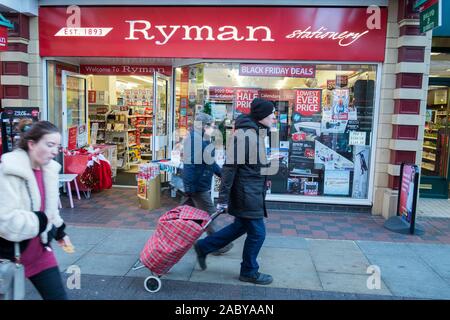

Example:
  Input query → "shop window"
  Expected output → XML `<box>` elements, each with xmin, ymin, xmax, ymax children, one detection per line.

<box><xmin>174</xmin><ymin>62</ymin><xmax>377</xmax><ymax>200</ymax></box>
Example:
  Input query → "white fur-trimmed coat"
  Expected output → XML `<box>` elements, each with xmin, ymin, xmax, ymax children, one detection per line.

<box><xmin>0</xmin><ymin>148</ymin><xmax>64</xmax><ymax>242</ymax></box>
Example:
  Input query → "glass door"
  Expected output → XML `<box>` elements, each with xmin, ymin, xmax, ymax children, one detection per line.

<box><xmin>420</xmin><ymin>79</ymin><xmax>450</xmax><ymax>198</ymax></box>
<box><xmin>62</xmin><ymin>71</ymin><xmax>88</xmax><ymax>150</ymax></box>
<box><xmin>152</xmin><ymin>72</ymin><xmax>170</xmax><ymax>160</ymax></box>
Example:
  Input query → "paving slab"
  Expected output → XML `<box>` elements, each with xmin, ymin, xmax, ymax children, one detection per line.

<box><xmin>407</xmin><ymin>243</ymin><xmax>450</xmax><ymax>279</ymax></box>
<box><xmin>307</xmin><ymin>239</ymin><xmax>371</xmax><ymax>274</ymax></box>
<box><xmin>75</xmin><ymin>253</ymin><xmax>138</xmax><ymax>277</ymax></box>
<box><xmin>258</xmin><ymin>247</ymin><xmax>322</xmax><ymax>291</ymax></box>
<box><xmin>92</xmin><ymin>229</ymin><xmax>151</xmax><ymax>255</ymax></box>
<box><xmin>189</xmin><ymin>256</ymin><xmax>254</xmax><ymax>287</ymax></box>
<box><xmin>356</xmin><ymin>241</ymin><xmax>417</xmax><ymax>257</ymax></box>
<box><xmin>263</xmin><ymin>235</ymin><xmax>309</xmax><ymax>250</ymax></box>
<box><xmin>65</xmin><ymin>226</ymin><xmax>115</xmax><ymax>246</ymax></box>
<box><xmin>53</xmin><ymin>243</ymin><xmax>96</xmax><ymax>272</ymax></box>
<box><xmin>365</xmin><ymin>254</ymin><xmax>450</xmax><ymax>299</ymax></box>
<box><xmin>318</xmin><ymin>272</ymin><xmax>392</xmax><ymax>296</ymax></box>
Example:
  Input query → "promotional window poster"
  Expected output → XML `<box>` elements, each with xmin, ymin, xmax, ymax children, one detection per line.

<box><xmin>320</xmin><ymin>133</ymin><xmax>352</xmax><ymax>156</ymax></box>
<box><xmin>234</xmin><ymin>88</ymin><xmax>260</xmax><ymax>117</ymax></box>
<box><xmin>314</xmin><ymin>140</ymin><xmax>353</xmax><ymax>170</ymax></box>
<box><xmin>352</xmin><ymin>145</ymin><xmax>370</xmax><ymax>199</ymax></box>
<box><xmin>321</xmin><ymin>110</ymin><xmax>347</xmax><ymax>133</ymax></box>
<box><xmin>324</xmin><ymin>170</ymin><xmax>350</xmax><ymax>196</ymax></box>
<box><xmin>289</xmin><ymin>141</ymin><xmax>315</xmax><ymax>171</ymax></box>
<box><xmin>304</xmin><ymin>181</ymin><xmax>319</xmax><ymax>196</ymax></box>
<box><xmin>399</xmin><ymin>165</ymin><xmax>418</xmax><ymax>224</ymax></box>
<box><xmin>137</xmin><ymin>178</ymin><xmax>147</xmax><ymax>199</ymax></box>
<box><xmin>331</xmin><ymin>88</ymin><xmax>350</xmax><ymax>120</ymax></box>
<box><xmin>292</xmin><ymin>89</ymin><xmax>322</xmax><ymax>139</ymax></box>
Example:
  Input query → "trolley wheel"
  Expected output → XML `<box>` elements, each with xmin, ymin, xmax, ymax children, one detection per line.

<box><xmin>144</xmin><ymin>276</ymin><xmax>162</xmax><ymax>293</ymax></box>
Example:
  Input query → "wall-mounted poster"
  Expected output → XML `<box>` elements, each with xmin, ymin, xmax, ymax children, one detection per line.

<box><xmin>352</xmin><ymin>145</ymin><xmax>370</xmax><ymax>199</ymax></box>
<box><xmin>324</xmin><ymin>170</ymin><xmax>350</xmax><ymax>195</ymax></box>
<box><xmin>315</xmin><ymin>140</ymin><xmax>353</xmax><ymax>170</ymax></box>
<box><xmin>331</xmin><ymin>88</ymin><xmax>350</xmax><ymax>120</ymax></box>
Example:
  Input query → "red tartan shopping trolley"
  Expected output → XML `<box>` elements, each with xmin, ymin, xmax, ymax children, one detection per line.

<box><xmin>132</xmin><ymin>205</ymin><xmax>223</xmax><ymax>293</ymax></box>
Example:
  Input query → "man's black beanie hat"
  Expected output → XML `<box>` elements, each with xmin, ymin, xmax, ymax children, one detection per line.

<box><xmin>250</xmin><ymin>98</ymin><xmax>275</xmax><ymax>121</ymax></box>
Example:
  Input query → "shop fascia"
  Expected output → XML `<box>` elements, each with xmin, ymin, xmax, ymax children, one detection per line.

<box><xmin>57</xmin><ymin>21</ymin><xmax>371</xmax><ymax>47</ymax></box>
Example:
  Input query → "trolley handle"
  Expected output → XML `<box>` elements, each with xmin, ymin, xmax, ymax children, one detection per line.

<box><xmin>203</xmin><ymin>208</ymin><xmax>226</xmax><ymax>231</ymax></box>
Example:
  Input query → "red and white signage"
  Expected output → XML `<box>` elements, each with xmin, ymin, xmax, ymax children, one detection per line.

<box><xmin>295</xmin><ymin>89</ymin><xmax>322</xmax><ymax>116</ymax></box>
<box><xmin>80</xmin><ymin>64</ymin><xmax>171</xmax><ymax>76</ymax></box>
<box><xmin>0</xmin><ymin>26</ymin><xmax>7</xmax><ymax>51</ymax></box>
<box><xmin>209</xmin><ymin>87</ymin><xmax>235</xmax><ymax>101</ymax></box>
<box><xmin>260</xmin><ymin>89</ymin><xmax>281</xmax><ymax>101</ymax></box>
<box><xmin>240</xmin><ymin>64</ymin><xmax>315</xmax><ymax>78</ymax></box>
<box><xmin>68</xmin><ymin>126</ymin><xmax>78</xmax><ymax>150</ymax></box>
<box><xmin>234</xmin><ymin>88</ymin><xmax>259</xmax><ymax>115</ymax></box>
<box><xmin>39</xmin><ymin>6</ymin><xmax>387</xmax><ymax>61</ymax></box>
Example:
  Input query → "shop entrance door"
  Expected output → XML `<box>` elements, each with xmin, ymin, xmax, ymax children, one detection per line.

<box><xmin>61</xmin><ymin>71</ymin><xmax>88</xmax><ymax>150</ymax></box>
<box><xmin>153</xmin><ymin>72</ymin><xmax>170</xmax><ymax>161</ymax></box>
<box><xmin>420</xmin><ymin>78</ymin><xmax>450</xmax><ymax>199</ymax></box>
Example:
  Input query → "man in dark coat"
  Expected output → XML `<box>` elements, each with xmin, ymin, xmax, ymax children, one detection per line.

<box><xmin>183</xmin><ymin>112</ymin><xmax>233</xmax><ymax>254</ymax></box>
<box><xmin>194</xmin><ymin>98</ymin><xmax>276</xmax><ymax>285</ymax></box>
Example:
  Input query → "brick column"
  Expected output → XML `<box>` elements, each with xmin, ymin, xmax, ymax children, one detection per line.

<box><xmin>373</xmin><ymin>0</ymin><xmax>432</xmax><ymax>218</ymax></box>
<box><xmin>0</xmin><ymin>13</ymin><xmax>30</xmax><ymax>108</ymax></box>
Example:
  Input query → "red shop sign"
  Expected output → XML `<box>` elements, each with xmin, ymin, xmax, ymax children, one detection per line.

<box><xmin>234</xmin><ymin>88</ymin><xmax>259</xmax><ymax>115</ymax></box>
<box><xmin>39</xmin><ymin>6</ymin><xmax>387</xmax><ymax>62</ymax></box>
<box><xmin>80</xmin><ymin>64</ymin><xmax>172</xmax><ymax>76</ymax></box>
<box><xmin>0</xmin><ymin>26</ymin><xmax>8</xmax><ymax>51</ymax></box>
<box><xmin>240</xmin><ymin>64</ymin><xmax>315</xmax><ymax>78</ymax></box>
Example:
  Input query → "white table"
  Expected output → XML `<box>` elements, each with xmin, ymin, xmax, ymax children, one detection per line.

<box><xmin>59</xmin><ymin>174</ymin><xmax>81</xmax><ymax>209</ymax></box>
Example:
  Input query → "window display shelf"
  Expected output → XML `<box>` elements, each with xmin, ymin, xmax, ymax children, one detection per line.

<box><xmin>422</xmin><ymin>156</ymin><xmax>436</xmax><ymax>162</ymax></box>
<box><xmin>423</xmin><ymin>145</ymin><xmax>437</xmax><ymax>150</ymax></box>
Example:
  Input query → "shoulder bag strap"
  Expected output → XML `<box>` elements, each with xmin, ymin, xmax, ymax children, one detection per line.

<box><xmin>14</xmin><ymin>180</ymin><xmax>34</xmax><ymax>264</ymax></box>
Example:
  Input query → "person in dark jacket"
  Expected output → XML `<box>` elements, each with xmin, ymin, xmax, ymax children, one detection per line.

<box><xmin>182</xmin><ymin>112</ymin><xmax>233</xmax><ymax>254</ymax></box>
<box><xmin>193</xmin><ymin>98</ymin><xmax>276</xmax><ymax>285</ymax></box>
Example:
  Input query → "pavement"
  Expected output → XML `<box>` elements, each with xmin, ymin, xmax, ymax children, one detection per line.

<box><xmin>24</xmin><ymin>188</ymin><xmax>449</xmax><ymax>300</ymax></box>
<box><xmin>24</xmin><ymin>224</ymin><xmax>450</xmax><ymax>300</ymax></box>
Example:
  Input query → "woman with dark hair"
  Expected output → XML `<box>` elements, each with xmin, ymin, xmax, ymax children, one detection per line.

<box><xmin>0</xmin><ymin>120</ymin><xmax>72</xmax><ymax>300</ymax></box>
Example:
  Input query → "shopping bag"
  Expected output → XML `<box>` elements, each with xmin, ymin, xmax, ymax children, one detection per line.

<box><xmin>0</xmin><ymin>244</ymin><xmax>25</xmax><ymax>300</ymax></box>
<box><xmin>63</xmin><ymin>154</ymin><xmax>89</xmax><ymax>175</ymax></box>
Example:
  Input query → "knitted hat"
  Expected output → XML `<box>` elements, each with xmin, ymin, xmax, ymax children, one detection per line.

<box><xmin>250</xmin><ymin>98</ymin><xmax>275</xmax><ymax>121</ymax></box>
<box><xmin>195</xmin><ymin>112</ymin><xmax>214</xmax><ymax>126</ymax></box>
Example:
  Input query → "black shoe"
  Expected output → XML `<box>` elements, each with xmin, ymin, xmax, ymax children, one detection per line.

<box><xmin>211</xmin><ymin>242</ymin><xmax>234</xmax><ymax>256</ymax></box>
<box><xmin>193</xmin><ymin>242</ymin><xmax>207</xmax><ymax>270</ymax></box>
<box><xmin>239</xmin><ymin>272</ymin><xmax>273</xmax><ymax>285</ymax></box>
